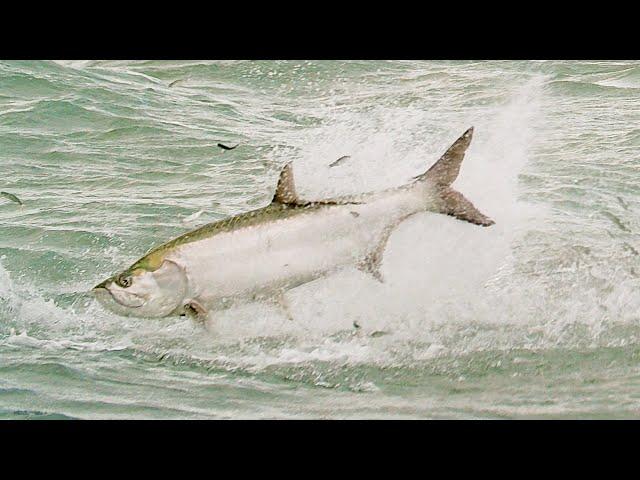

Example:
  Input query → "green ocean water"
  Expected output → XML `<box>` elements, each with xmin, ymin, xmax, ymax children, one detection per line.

<box><xmin>1</xmin><ymin>60</ymin><xmax>640</xmax><ymax>419</ymax></box>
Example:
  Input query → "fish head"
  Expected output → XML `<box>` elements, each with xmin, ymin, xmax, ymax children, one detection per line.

<box><xmin>92</xmin><ymin>259</ymin><xmax>187</xmax><ymax>318</ymax></box>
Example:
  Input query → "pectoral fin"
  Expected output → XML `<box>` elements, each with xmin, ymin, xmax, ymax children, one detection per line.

<box><xmin>183</xmin><ymin>299</ymin><xmax>208</xmax><ymax>323</ymax></box>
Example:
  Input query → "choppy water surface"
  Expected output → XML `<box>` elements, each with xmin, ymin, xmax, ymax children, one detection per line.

<box><xmin>1</xmin><ymin>60</ymin><xmax>639</xmax><ymax>419</ymax></box>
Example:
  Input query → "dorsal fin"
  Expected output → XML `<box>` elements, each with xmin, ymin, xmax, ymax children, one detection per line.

<box><xmin>416</xmin><ymin>127</ymin><xmax>474</xmax><ymax>186</ymax></box>
<box><xmin>272</xmin><ymin>162</ymin><xmax>299</xmax><ymax>205</ymax></box>
<box><xmin>270</xmin><ymin>162</ymin><xmax>364</xmax><ymax>207</ymax></box>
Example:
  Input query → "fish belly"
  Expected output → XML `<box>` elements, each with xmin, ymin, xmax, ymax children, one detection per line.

<box><xmin>170</xmin><ymin>187</ymin><xmax>427</xmax><ymax>305</ymax></box>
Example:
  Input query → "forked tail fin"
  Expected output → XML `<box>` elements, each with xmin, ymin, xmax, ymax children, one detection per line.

<box><xmin>416</xmin><ymin>127</ymin><xmax>494</xmax><ymax>227</ymax></box>
<box><xmin>415</xmin><ymin>127</ymin><xmax>474</xmax><ymax>186</ymax></box>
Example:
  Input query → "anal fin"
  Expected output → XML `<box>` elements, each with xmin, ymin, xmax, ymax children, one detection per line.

<box><xmin>357</xmin><ymin>213</ymin><xmax>418</xmax><ymax>283</ymax></box>
<box><xmin>357</xmin><ymin>251</ymin><xmax>385</xmax><ymax>283</ymax></box>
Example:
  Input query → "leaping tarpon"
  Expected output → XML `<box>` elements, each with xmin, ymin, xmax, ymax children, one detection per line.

<box><xmin>93</xmin><ymin>127</ymin><xmax>494</xmax><ymax>321</ymax></box>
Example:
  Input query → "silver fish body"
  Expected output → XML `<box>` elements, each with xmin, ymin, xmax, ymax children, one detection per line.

<box><xmin>93</xmin><ymin>127</ymin><xmax>493</xmax><ymax>319</ymax></box>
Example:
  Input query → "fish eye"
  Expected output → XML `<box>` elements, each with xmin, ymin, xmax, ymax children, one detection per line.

<box><xmin>117</xmin><ymin>275</ymin><xmax>132</xmax><ymax>288</ymax></box>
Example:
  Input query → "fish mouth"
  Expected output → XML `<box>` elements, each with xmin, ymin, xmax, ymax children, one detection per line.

<box><xmin>92</xmin><ymin>285</ymin><xmax>144</xmax><ymax>309</ymax></box>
